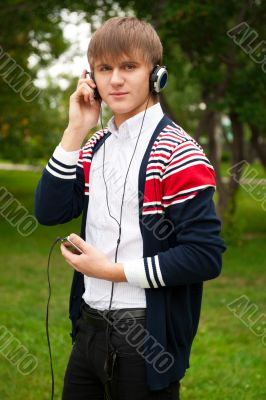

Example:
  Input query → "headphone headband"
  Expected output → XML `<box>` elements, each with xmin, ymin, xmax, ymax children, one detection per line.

<box><xmin>87</xmin><ymin>65</ymin><xmax>168</xmax><ymax>95</ymax></box>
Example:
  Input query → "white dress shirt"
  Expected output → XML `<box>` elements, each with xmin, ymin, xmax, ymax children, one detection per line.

<box><xmin>83</xmin><ymin>102</ymin><xmax>164</xmax><ymax>310</ymax></box>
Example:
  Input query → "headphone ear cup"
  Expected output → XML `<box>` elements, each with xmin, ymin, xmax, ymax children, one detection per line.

<box><xmin>86</xmin><ymin>70</ymin><xmax>94</xmax><ymax>81</ymax></box>
<box><xmin>150</xmin><ymin>65</ymin><xmax>168</xmax><ymax>94</ymax></box>
<box><xmin>86</xmin><ymin>70</ymin><xmax>101</xmax><ymax>100</ymax></box>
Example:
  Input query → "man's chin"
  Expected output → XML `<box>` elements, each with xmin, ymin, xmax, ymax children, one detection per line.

<box><xmin>108</xmin><ymin>104</ymin><xmax>134</xmax><ymax>116</ymax></box>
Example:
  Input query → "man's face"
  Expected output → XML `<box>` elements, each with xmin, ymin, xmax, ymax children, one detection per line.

<box><xmin>93</xmin><ymin>52</ymin><xmax>157</xmax><ymax>126</ymax></box>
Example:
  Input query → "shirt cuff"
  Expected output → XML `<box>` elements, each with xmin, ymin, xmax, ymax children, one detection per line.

<box><xmin>45</xmin><ymin>143</ymin><xmax>79</xmax><ymax>180</ymax></box>
<box><xmin>123</xmin><ymin>258</ymin><xmax>149</xmax><ymax>288</ymax></box>
<box><xmin>53</xmin><ymin>143</ymin><xmax>80</xmax><ymax>165</ymax></box>
<box><xmin>123</xmin><ymin>255</ymin><xmax>167</xmax><ymax>289</ymax></box>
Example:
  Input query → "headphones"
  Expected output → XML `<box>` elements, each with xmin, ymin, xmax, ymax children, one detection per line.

<box><xmin>87</xmin><ymin>64</ymin><xmax>168</xmax><ymax>97</ymax></box>
<box><xmin>149</xmin><ymin>65</ymin><xmax>168</xmax><ymax>94</ymax></box>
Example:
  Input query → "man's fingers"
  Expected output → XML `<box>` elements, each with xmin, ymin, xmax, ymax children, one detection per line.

<box><xmin>81</xmin><ymin>69</ymin><xmax>87</xmax><ymax>79</ymax></box>
<box><xmin>75</xmin><ymin>84</ymin><xmax>95</xmax><ymax>104</ymax></box>
<box><xmin>77</xmin><ymin>78</ymin><xmax>96</xmax><ymax>88</ymax></box>
<box><xmin>78</xmin><ymin>69</ymin><xmax>96</xmax><ymax>87</ymax></box>
<box><xmin>61</xmin><ymin>243</ymin><xmax>77</xmax><ymax>261</ymax></box>
<box><xmin>68</xmin><ymin>233</ymin><xmax>88</xmax><ymax>252</ymax></box>
<box><xmin>60</xmin><ymin>244</ymin><xmax>82</xmax><ymax>271</ymax></box>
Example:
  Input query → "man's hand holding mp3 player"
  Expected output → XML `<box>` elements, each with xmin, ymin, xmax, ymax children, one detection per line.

<box><xmin>60</xmin><ymin>234</ymin><xmax>126</xmax><ymax>283</ymax></box>
<box><xmin>60</xmin><ymin>69</ymin><xmax>101</xmax><ymax>152</ymax></box>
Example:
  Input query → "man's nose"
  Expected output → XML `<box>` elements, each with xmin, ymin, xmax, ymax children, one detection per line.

<box><xmin>110</xmin><ymin>69</ymin><xmax>124</xmax><ymax>86</ymax></box>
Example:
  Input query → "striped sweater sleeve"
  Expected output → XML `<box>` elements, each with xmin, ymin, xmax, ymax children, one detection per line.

<box><xmin>161</xmin><ymin>139</ymin><xmax>216</xmax><ymax>206</ymax></box>
<box><xmin>123</xmin><ymin>141</ymin><xmax>226</xmax><ymax>288</ymax></box>
<box><xmin>46</xmin><ymin>143</ymin><xmax>79</xmax><ymax>180</ymax></box>
<box><xmin>34</xmin><ymin>143</ymin><xmax>85</xmax><ymax>225</ymax></box>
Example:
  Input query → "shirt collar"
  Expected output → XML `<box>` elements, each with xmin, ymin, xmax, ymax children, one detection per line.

<box><xmin>107</xmin><ymin>103</ymin><xmax>164</xmax><ymax>140</ymax></box>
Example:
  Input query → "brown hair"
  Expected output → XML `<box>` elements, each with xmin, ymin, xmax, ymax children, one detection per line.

<box><xmin>87</xmin><ymin>16</ymin><xmax>163</xmax><ymax>69</ymax></box>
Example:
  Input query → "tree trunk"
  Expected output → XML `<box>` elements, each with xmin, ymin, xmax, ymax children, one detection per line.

<box><xmin>204</xmin><ymin>110</ymin><xmax>228</xmax><ymax>220</ymax></box>
<box><xmin>217</xmin><ymin>112</ymin><xmax>245</xmax><ymax>224</ymax></box>
<box><xmin>250</xmin><ymin>124</ymin><xmax>266</xmax><ymax>169</ymax></box>
<box><xmin>194</xmin><ymin>108</ymin><xmax>215</xmax><ymax>142</ymax></box>
<box><xmin>203</xmin><ymin>110</ymin><xmax>245</xmax><ymax>227</ymax></box>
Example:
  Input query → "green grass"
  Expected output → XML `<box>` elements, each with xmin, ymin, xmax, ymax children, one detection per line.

<box><xmin>0</xmin><ymin>170</ymin><xmax>265</xmax><ymax>399</ymax></box>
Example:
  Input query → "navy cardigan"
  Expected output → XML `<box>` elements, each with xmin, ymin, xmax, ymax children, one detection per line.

<box><xmin>35</xmin><ymin>115</ymin><xmax>226</xmax><ymax>390</ymax></box>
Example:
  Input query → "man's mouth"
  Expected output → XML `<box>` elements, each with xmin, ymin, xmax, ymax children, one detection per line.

<box><xmin>110</xmin><ymin>92</ymin><xmax>129</xmax><ymax>97</ymax></box>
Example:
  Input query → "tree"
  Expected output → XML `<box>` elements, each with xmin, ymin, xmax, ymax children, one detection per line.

<box><xmin>1</xmin><ymin>0</ymin><xmax>265</xmax><ymax>228</ymax></box>
<box><xmin>0</xmin><ymin>0</ymin><xmax>125</xmax><ymax>161</ymax></box>
<box><xmin>0</xmin><ymin>0</ymin><xmax>70</xmax><ymax>161</ymax></box>
<box><xmin>114</xmin><ymin>0</ymin><xmax>266</xmax><ymax>225</ymax></box>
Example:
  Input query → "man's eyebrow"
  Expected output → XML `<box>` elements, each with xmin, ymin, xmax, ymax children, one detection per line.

<box><xmin>95</xmin><ymin>62</ymin><xmax>110</xmax><ymax>68</ymax></box>
<box><xmin>120</xmin><ymin>60</ymin><xmax>140</xmax><ymax>65</ymax></box>
<box><xmin>95</xmin><ymin>60</ymin><xmax>141</xmax><ymax>68</ymax></box>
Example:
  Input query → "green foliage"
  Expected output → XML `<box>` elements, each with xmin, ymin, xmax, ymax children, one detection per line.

<box><xmin>0</xmin><ymin>1</ymin><xmax>71</xmax><ymax>161</ymax></box>
<box><xmin>0</xmin><ymin>82</ymin><xmax>69</xmax><ymax>163</ymax></box>
<box><xmin>1</xmin><ymin>0</ymin><xmax>266</xmax><ymax>161</ymax></box>
<box><xmin>119</xmin><ymin>0</ymin><xmax>266</xmax><ymax>123</ymax></box>
<box><xmin>0</xmin><ymin>0</ymin><xmax>133</xmax><ymax>162</ymax></box>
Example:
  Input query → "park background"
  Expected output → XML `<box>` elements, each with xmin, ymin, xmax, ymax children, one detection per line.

<box><xmin>0</xmin><ymin>1</ymin><xmax>265</xmax><ymax>399</ymax></box>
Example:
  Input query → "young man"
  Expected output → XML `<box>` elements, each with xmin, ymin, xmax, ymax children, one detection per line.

<box><xmin>35</xmin><ymin>16</ymin><xmax>226</xmax><ymax>400</ymax></box>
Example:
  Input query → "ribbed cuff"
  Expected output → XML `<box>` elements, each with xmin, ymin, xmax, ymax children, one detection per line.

<box><xmin>124</xmin><ymin>255</ymin><xmax>166</xmax><ymax>289</ymax></box>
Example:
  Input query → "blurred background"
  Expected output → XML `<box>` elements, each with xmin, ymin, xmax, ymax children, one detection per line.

<box><xmin>0</xmin><ymin>1</ymin><xmax>265</xmax><ymax>399</ymax></box>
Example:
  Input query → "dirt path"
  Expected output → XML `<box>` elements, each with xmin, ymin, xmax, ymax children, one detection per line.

<box><xmin>0</xmin><ymin>163</ymin><xmax>42</xmax><ymax>172</ymax></box>
<box><xmin>0</xmin><ymin>163</ymin><xmax>265</xmax><ymax>185</ymax></box>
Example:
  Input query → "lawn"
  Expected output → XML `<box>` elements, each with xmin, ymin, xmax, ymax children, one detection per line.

<box><xmin>0</xmin><ymin>169</ymin><xmax>265</xmax><ymax>399</ymax></box>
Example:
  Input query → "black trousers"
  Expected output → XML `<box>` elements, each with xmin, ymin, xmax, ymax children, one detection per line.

<box><xmin>62</xmin><ymin>305</ymin><xmax>180</xmax><ymax>400</ymax></box>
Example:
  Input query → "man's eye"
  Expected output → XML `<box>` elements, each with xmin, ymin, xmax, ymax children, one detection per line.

<box><xmin>125</xmin><ymin>64</ymin><xmax>135</xmax><ymax>70</ymax></box>
<box><xmin>100</xmin><ymin>66</ymin><xmax>111</xmax><ymax>71</ymax></box>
